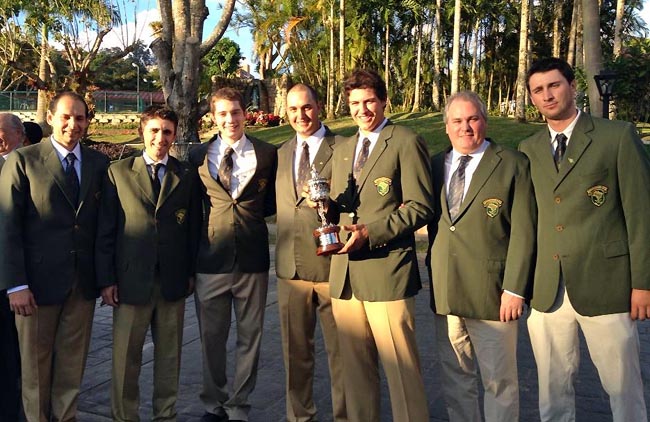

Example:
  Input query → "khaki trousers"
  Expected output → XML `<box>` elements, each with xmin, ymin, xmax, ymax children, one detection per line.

<box><xmin>434</xmin><ymin>314</ymin><xmax>519</xmax><ymax>422</ymax></box>
<box><xmin>111</xmin><ymin>283</ymin><xmax>185</xmax><ymax>422</ymax></box>
<box><xmin>195</xmin><ymin>272</ymin><xmax>268</xmax><ymax>421</ymax></box>
<box><xmin>277</xmin><ymin>278</ymin><xmax>346</xmax><ymax>422</ymax></box>
<box><xmin>15</xmin><ymin>284</ymin><xmax>95</xmax><ymax>422</ymax></box>
<box><xmin>528</xmin><ymin>284</ymin><xmax>647</xmax><ymax>422</ymax></box>
<box><xmin>332</xmin><ymin>295</ymin><xmax>429</xmax><ymax>422</ymax></box>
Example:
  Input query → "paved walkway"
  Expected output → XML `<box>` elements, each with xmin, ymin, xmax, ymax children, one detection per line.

<box><xmin>77</xmin><ymin>238</ymin><xmax>650</xmax><ymax>421</ymax></box>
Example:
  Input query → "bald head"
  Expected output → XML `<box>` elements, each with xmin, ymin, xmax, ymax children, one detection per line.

<box><xmin>286</xmin><ymin>83</ymin><xmax>322</xmax><ymax>137</ymax></box>
<box><xmin>0</xmin><ymin>113</ymin><xmax>25</xmax><ymax>155</ymax></box>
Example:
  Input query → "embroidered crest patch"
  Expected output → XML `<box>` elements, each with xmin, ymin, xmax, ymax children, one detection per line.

<box><xmin>482</xmin><ymin>198</ymin><xmax>503</xmax><ymax>218</ymax></box>
<box><xmin>175</xmin><ymin>209</ymin><xmax>187</xmax><ymax>225</ymax></box>
<box><xmin>586</xmin><ymin>185</ymin><xmax>608</xmax><ymax>207</ymax></box>
<box><xmin>258</xmin><ymin>178</ymin><xmax>268</xmax><ymax>192</ymax></box>
<box><xmin>373</xmin><ymin>177</ymin><xmax>392</xmax><ymax>196</ymax></box>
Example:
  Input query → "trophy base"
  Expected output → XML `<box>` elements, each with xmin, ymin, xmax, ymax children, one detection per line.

<box><xmin>313</xmin><ymin>225</ymin><xmax>344</xmax><ymax>256</ymax></box>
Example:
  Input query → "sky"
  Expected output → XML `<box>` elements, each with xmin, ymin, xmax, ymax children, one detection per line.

<box><xmin>101</xmin><ymin>0</ymin><xmax>650</xmax><ymax>74</ymax></box>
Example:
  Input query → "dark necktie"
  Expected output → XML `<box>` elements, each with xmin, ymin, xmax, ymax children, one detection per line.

<box><xmin>296</xmin><ymin>141</ymin><xmax>310</xmax><ymax>194</ymax></box>
<box><xmin>64</xmin><ymin>153</ymin><xmax>80</xmax><ymax>205</ymax></box>
<box><xmin>149</xmin><ymin>163</ymin><xmax>163</xmax><ymax>199</ymax></box>
<box><xmin>448</xmin><ymin>155</ymin><xmax>472</xmax><ymax>220</ymax></box>
<box><xmin>554</xmin><ymin>133</ymin><xmax>567</xmax><ymax>171</ymax></box>
<box><xmin>353</xmin><ymin>138</ymin><xmax>371</xmax><ymax>182</ymax></box>
<box><xmin>219</xmin><ymin>147</ymin><xmax>234</xmax><ymax>194</ymax></box>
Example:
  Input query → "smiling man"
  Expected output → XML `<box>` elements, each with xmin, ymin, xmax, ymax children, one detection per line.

<box><xmin>317</xmin><ymin>69</ymin><xmax>433</xmax><ymax>422</ymax></box>
<box><xmin>427</xmin><ymin>91</ymin><xmax>535</xmax><ymax>422</ymax></box>
<box><xmin>95</xmin><ymin>105</ymin><xmax>201</xmax><ymax>421</ymax></box>
<box><xmin>0</xmin><ymin>92</ymin><xmax>109</xmax><ymax>421</ymax></box>
<box><xmin>275</xmin><ymin>83</ymin><xmax>346</xmax><ymax>422</ymax></box>
<box><xmin>189</xmin><ymin>87</ymin><xmax>277</xmax><ymax>422</ymax></box>
<box><xmin>520</xmin><ymin>57</ymin><xmax>650</xmax><ymax>422</ymax></box>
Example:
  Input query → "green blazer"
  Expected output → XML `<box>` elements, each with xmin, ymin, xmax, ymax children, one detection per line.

<box><xmin>0</xmin><ymin>139</ymin><xmax>109</xmax><ymax>305</ymax></box>
<box><xmin>327</xmin><ymin>122</ymin><xmax>434</xmax><ymax>301</ymax></box>
<box><xmin>189</xmin><ymin>134</ymin><xmax>277</xmax><ymax>274</ymax></box>
<box><xmin>427</xmin><ymin>141</ymin><xmax>536</xmax><ymax>321</ymax></box>
<box><xmin>519</xmin><ymin>113</ymin><xmax>650</xmax><ymax>316</ymax></box>
<box><xmin>95</xmin><ymin>154</ymin><xmax>201</xmax><ymax>305</ymax></box>
<box><xmin>275</xmin><ymin>127</ymin><xmax>337</xmax><ymax>282</ymax></box>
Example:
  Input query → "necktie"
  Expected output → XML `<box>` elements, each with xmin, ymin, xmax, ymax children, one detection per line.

<box><xmin>219</xmin><ymin>147</ymin><xmax>234</xmax><ymax>194</ymax></box>
<box><xmin>353</xmin><ymin>138</ymin><xmax>371</xmax><ymax>182</ymax></box>
<box><xmin>64</xmin><ymin>153</ymin><xmax>79</xmax><ymax>205</ymax></box>
<box><xmin>296</xmin><ymin>141</ymin><xmax>310</xmax><ymax>194</ymax></box>
<box><xmin>150</xmin><ymin>163</ymin><xmax>163</xmax><ymax>199</ymax></box>
<box><xmin>554</xmin><ymin>133</ymin><xmax>567</xmax><ymax>171</ymax></box>
<box><xmin>448</xmin><ymin>155</ymin><xmax>472</xmax><ymax>220</ymax></box>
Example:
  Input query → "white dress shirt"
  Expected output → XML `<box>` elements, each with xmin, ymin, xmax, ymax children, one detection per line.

<box><xmin>444</xmin><ymin>139</ymin><xmax>490</xmax><ymax>204</ymax></box>
<box><xmin>353</xmin><ymin>118</ymin><xmax>389</xmax><ymax>166</ymax></box>
<box><xmin>294</xmin><ymin>124</ymin><xmax>326</xmax><ymax>180</ymax></box>
<box><xmin>207</xmin><ymin>135</ymin><xmax>257</xmax><ymax>199</ymax></box>
<box><xmin>549</xmin><ymin>110</ymin><xmax>581</xmax><ymax>153</ymax></box>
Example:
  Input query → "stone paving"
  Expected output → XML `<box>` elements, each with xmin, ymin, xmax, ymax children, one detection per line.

<box><xmin>77</xmin><ymin>239</ymin><xmax>650</xmax><ymax>421</ymax></box>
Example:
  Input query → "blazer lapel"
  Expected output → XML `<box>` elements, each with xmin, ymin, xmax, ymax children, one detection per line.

<box><xmin>432</xmin><ymin>150</ymin><xmax>451</xmax><ymax>223</ymax></box>
<box><xmin>42</xmin><ymin>141</ymin><xmax>76</xmax><ymax>210</ymax></box>
<box><xmin>457</xmin><ymin>141</ymin><xmax>502</xmax><ymax>220</ymax></box>
<box><xmin>355</xmin><ymin>122</ymin><xmax>392</xmax><ymax>193</ymax></box>
<box><xmin>313</xmin><ymin>129</ymin><xmax>335</xmax><ymax>174</ymax></box>
<box><xmin>132</xmin><ymin>155</ymin><xmax>157</xmax><ymax>206</ymax></box>
<box><xmin>158</xmin><ymin>157</ymin><xmax>181</xmax><ymax>209</ymax></box>
<box><xmin>281</xmin><ymin>137</ymin><xmax>299</xmax><ymax>202</ymax></box>
<box><xmin>555</xmin><ymin>113</ymin><xmax>593</xmax><ymax>189</ymax></box>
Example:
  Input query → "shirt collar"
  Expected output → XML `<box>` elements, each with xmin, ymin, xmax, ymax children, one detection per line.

<box><xmin>142</xmin><ymin>151</ymin><xmax>169</xmax><ymax>166</ymax></box>
<box><xmin>449</xmin><ymin>139</ymin><xmax>490</xmax><ymax>162</ymax></box>
<box><xmin>358</xmin><ymin>118</ymin><xmax>388</xmax><ymax>143</ymax></box>
<box><xmin>549</xmin><ymin>110</ymin><xmax>581</xmax><ymax>143</ymax></box>
<box><xmin>296</xmin><ymin>124</ymin><xmax>326</xmax><ymax>150</ymax></box>
<box><xmin>50</xmin><ymin>136</ymin><xmax>81</xmax><ymax>162</ymax></box>
<box><xmin>218</xmin><ymin>134</ymin><xmax>249</xmax><ymax>156</ymax></box>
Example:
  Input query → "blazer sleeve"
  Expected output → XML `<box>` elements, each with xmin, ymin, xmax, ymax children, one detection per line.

<box><xmin>94</xmin><ymin>166</ymin><xmax>119</xmax><ymax>289</ymax></box>
<box><xmin>0</xmin><ymin>153</ymin><xmax>28</xmax><ymax>290</ymax></box>
<box><xmin>618</xmin><ymin>123</ymin><xmax>650</xmax><ymax>290</ymax></box>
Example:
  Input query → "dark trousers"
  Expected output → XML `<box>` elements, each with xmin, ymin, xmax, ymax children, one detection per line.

<box><xmin>0</xmin><ymin>292</ymin><xmax>21</xmax><ymax>421</ymax></box>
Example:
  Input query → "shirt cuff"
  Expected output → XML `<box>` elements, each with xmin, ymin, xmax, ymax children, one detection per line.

<box><xmin>503</xmin><ymin>289</ymin><xmax>524</xmax><ymax>299</ymax></box>
<box><xmin>7</xmin><ymin>285</ymin><xmax>29</xmax><ymax>295</ymax></box>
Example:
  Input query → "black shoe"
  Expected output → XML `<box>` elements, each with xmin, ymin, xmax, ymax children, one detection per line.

<box><xmin>200</xmin><ymin>412</ymin><xmax>228</xmax><ymax>422</ymax></box>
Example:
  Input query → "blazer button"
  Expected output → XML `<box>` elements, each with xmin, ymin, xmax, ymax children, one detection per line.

<box><xmin>555</xmin><ymin>196</ymin><xmax>561</xmax><ymax>204</ymax></box>
<box><xmin>232</xmin><ymin>199</ymin><xmax>238</xmax><ymax>205</ymax></box>
<box><xmin>449</xmin><ymin>226</ymin><xmax>456</xmax><ymax>232</ymax></box>
<box><xmin>348</xmin><ymin>212</ymin><xmax>355</xmax><ymax>218</ymax></box>
<box><xmin>555</xmin><ymin>224</ymin><xmax>564</xmax><ymax>232</ymax></box>
<box><xmin>553</xmin><ymin>254</ymin><xmax>559</xmax><ymax>260</ymax></box>
<box><xmin>73</xmin><ymin>224</ymin><xmax>80</xmax><ymax>230</ymax></box>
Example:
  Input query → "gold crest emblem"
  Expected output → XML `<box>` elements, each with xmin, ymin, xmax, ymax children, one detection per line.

<box><xmin>373</xmin><ymin>177</ymin><xmax>392</xmax><ymax>196</ymax></box>
<box><xmin>586</xmin><ymin>185</ymin><xmax>608</xmax><ymax>207</ymax></box>
<box><xmin>175</xmin><ymin>209</ymin><xmax>187</xmax><ymax>225</ymax></box>
<box><xmin>258</xmin><ymin>178</ymin><xmax>268</xmax><ymax>192</ymax></box>
<box><xmin>482</xmin><ymin>198</ymin><xmax>503</xmax><ymax>218</ymax></box>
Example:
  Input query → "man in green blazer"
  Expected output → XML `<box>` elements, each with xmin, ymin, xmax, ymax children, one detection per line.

<box><xmin>427</xmin><ymin>91</ymin><xmax>536</xmax><ymax>422</ymax></box>
<box><xmin>189</xmin><ymin>88</ymin><xmax>277</xmax><ymax>422</ymax></box>
<box><xmin>0</xmin><ymin>92</ymin><xmax>109</xmax><ymax>421</ymax></box>
<box><xmin>317</xmin><ymin>69</ymin><xmax>433</xmax><ymax>422</ymax></box>
<box><xmin>0</xmin><ymin>112</ymin><xmax>26</xmax><ymax>422</ymax></box>
<box><xmin>275</xmin><ymin>84</ymin><xmax>346</xmax><ymax>422</ymax></box>
<box><xmin>520</xmin><ymin>57</ymin><xmax>650</xmax><ymax>421</ymax></box>
<box><xmin>95</xmin><ymin>106</ymin><xmax>201</xmax><ymax>421</ymax></box>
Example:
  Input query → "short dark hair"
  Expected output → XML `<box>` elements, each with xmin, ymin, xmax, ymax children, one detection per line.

<box><xmin>139</xmin><ymin>105</ymin><xmax>179</xmax><ymax>132</ymax></box>
<box><xmin>343</xmin><ymin>69</ymin><xmax>387</xmax><ymax>102</ymax></box>
<box><xmin>210</xmin><ymin>87</ymin><xmax>245</xmax><ymax>114</ymax></box>
<box><xmin>527</xmin><ymin>57</ymin><xmax>575</xmax><ymax>92</ymax></box>
<box><xmin>48</xmin><ymin>91</ymin><xmax>90</xmax><ymax>117</ymax></box>
<box><xmin>287</xmin><ymin>83</ymin><xmax>319</xmax><ymax>103</ymax></box>
<box><xmin>23</xmin><ymin>121</ymin><xmax>42</xmax><ymax>144</ymax></box>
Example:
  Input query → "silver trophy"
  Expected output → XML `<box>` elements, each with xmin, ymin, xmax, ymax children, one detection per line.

<box><xmin>308</xmin><ymin>166</ymin><xmax>344</xmax><ymax>256</ymax></box>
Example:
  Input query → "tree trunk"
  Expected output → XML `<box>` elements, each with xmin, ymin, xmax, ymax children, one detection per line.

<box><xmin>575</xmin><ymin>1</ymin><xmax>584</xmax><ymax>68</ymax></box>
<box><xmin>451</xmin><ymin>0</ymin><xmax>461</xmax><ymax>94</ymax></box>
<box><xmin>553</xmin><ymin>1</ymin><xmax>562</xmax><ymax>57</ymax></box>
<box><xmin>385</xmin><ymin>21</ymin><xmax>392</xmax><ymax>113</ymax></box>
<box><xmin>327</xmin><ymin>0</ymin><xmax>335</xmax><ymax>119</ymax></box>
<box><xmin>613</xmin><ymin>0</ymin><xmax>624</xmax><ymax>57</ymax></box>
<box><xmin>37</xmin><ymin>23</ymin><xmax>50</xmax><ymax>136</ymax></box>
<box><xmin>470</xmin><ymin>18</ymin><xmax>480</xmax><ymax>93</ymax></box>
<box><xmin>412</xmin><ymin>23</ymin><xmax>422</xmax><ymax>113</ymax></box>
<box><xmin>337</xmin><ymin>0</ymin><xmax>346</xmax><ymax>114</ymax></box>
<box><xmin>431</xmin><ymin>0</ymin><xmax>442</xmax><ymax>111</ymax></box>
<box><xmin>487</xmin><ymin>68</ymin><xmax>494</xmax><ymax>112</ymax></box>
<box><xmin>582</xmin><ymin>0</ymin><xmax>603</xmax><ymax>116</ymax></box>
<box><xmin>515</xmin><ymin>0</ymin><xmax>530</xmax><ymax>122</ymax></box>
<box><xmin>568</xmin><ymin>0</ymin><xmax>579</xmax><ymax>65</ymax></box>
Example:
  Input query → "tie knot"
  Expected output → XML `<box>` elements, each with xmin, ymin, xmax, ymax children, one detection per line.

<box><xmin>302</xmin><ymin>141</ymin><xmax>309</xmax><ymax>151</ymax></box>
<box><xmin>458</xmin><ymin>155</ymin><xmax>472</xmax><ymax>167</ymax></box>
<box><xmin>65</xmin><ymin>153</ymin><xmax>76</xmax><ymax>165</ymax></box>
<box><xmin>362</xmin><ymin>138</ymin><xmax>370</xmax><ymax>148</ymax></box>
<box><xmin>224</xmin><ymin>147</ymin><xmax>234</xmax><ymax>157</ymax></box>
<box><xmin>555</xmin><ymin>133</ymin><xmax>567</xmax><ymax>147</ymax></box>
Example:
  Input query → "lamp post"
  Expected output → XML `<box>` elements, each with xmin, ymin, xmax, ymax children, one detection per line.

<box><xmin>131</xmin><ymin>62</ymin><xmax>140</xmax><ymax>112</ymax></box>
<box><xmin>594</xmin><ymin>69</ymin><xmax>617</xmax><ymax>119</ymax></box>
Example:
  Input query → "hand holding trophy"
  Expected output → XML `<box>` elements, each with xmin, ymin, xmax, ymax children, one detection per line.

<box><xmin>307</xmin><ymin>166</ymin><xmax>344</xmax><ymax>256</ymax></box>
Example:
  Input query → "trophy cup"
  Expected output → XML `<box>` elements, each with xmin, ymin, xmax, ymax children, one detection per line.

<box><xmin>308</xmin><ymin>166</ymin><xmax>344</xmax><ymax>256</ymax></box>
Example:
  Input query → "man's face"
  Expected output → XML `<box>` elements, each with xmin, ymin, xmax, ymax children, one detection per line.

<box><xmin>445</xmin><ymin>99</ymin><xmax>487</xmax><ymax>155</ymax></box>
<box><xmin>0</xmin><ymin>121</ymin><xmax>23</xmax><ymax>155</ymax></box>
<box><xmin>141</xmin><ymin>117</ymin><xmax>176</xmax><ymax>161</ymax></box>
<box><xmin>287</xmin><ymin>89</ymin><xmax>321</xmax><ymax>137</ymax></box>
<box><xmin>348</xmin><ymin>88</ymin><xmax>386</xmax><ymax>134</ymax></box>
<box><xmin>528</xmin><ymin>69</ymin><xmax>577</xmax><ymax>123</ymax></box>
<box><xmin>212</xmin><ymin>99</ymin><xmax>245</xmax><ymax>144</ymax></box>
<box><xmin>46</xmin><ymin>96</ymin><xmax>89</xmax><ymax>151</ymax></box>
